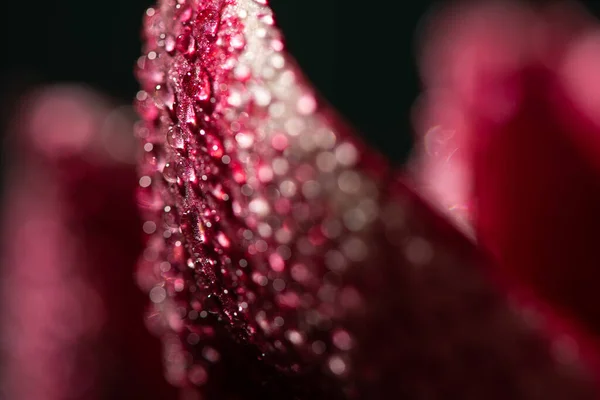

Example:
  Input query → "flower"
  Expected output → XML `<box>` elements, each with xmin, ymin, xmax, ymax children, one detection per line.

<box><xmin>4</xmin><ymin>1</ymin><xmax>600</xmax><ymax>399</ymax></box>
<box><xmin>134</xmin><ymin>0</ymin><xmax>600</xmax><ymax>398</ymax></box>
<box><xmin>412</xmin><ymin>0</ymin><xmax>600</xmax><ymax>340</ymax></box>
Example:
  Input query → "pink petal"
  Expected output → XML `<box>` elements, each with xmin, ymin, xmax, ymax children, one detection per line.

<box><xmin>414</xmin><ymin>1</ymin><xmax>600</xmax><ymax>339</ymax></box>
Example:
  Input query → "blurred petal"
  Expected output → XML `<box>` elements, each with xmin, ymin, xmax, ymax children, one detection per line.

<box><xmin>0</xmin><ymin>85</ymin><xmax>176</xmax><ymax>399</ymax></box>
<box><xmin>409</xmin><ymin>89</ymin><xmax>473</xmax><ymax>235</ymax></box>
<box><xmin>413</xmin><ymin>1</ymin><xmax>600</xmax><ymax>336</ymax></box>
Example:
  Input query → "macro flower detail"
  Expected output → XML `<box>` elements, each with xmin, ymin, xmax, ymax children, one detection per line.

<box><xmin>135</xmin><ymin>0</ymin><xmax>600</xmax><ymax>398</ymax></box>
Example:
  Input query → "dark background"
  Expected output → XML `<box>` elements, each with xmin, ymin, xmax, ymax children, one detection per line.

<box><xmin>1</xmin><ymin>0</ymin><xmax>600</xmax><ymax>163</ymax></box>
<box><xmin>0</xmin><ymin>0</ymin><xmax>435</xmax><ymax>165</ymax></box>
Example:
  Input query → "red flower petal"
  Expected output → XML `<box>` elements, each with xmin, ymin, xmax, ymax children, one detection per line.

<box><xmin>136</xmin><ymin>0</ymin><xmax>600</xmax><ymax>398</ymax></box>
<box><xmin>414</xmin><ymin>1</ymin><xmax>600</xmax><ymax>339</ymax></box>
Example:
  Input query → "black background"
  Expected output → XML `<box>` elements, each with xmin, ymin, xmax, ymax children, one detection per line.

<box><xmin>2</xmin><ymin>0</ymin><xmax>600</xmax><ymax>164</ymax></box>
<box><xmin>0</xmin><ymin>0</ymin><xmax>433</xmax><ymax>165</ymax></box>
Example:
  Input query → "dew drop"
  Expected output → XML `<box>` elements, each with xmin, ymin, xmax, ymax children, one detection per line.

<box><xmin>166</xmin><ymin>125</ymin><xmax>186</xmax><ymax>151</ymax></box>
<box><xmin>335</xmin><ymin>142</ymin><xmax>359</xmax><ymax>166</ymax></box>
<box><xmin>202</xmin><ymin>346</ymin><xmax>221</xmax><ymax>363</ymax></box>
<box><xmin>235</xmin><ymin>131</ymin><xmax>254</xmax><ymax>149</ymax></box>
<box><xmin>261</xmin><ymin>14</ymin><xmax>274</xmax><ymax>25</ymax></box>
<box><xmin>196</xmin><ymin>8</ymin><xmax>220</xmax><ymax>40</ymax></box>
<box><xmin>297</xmin><ymin>94</ymin><xmax>317</xmax><ymax>115</ymax></box>
<box><xmin>234</xmin><ymin>64</ymin><xmax>252</xmax><ymax>81</ymax></box>
<box><xmin>139</xmin><ymin>176</ymin><xmax>152</xmax><ymax>188</ymax></box>
<box><xmin>155</xmin><ymin>84</ymin><xmax>175</xmax><ymax>111</ymax></box>
<box><xmin>143</xmin><ymin>221</ymin><xmax>157</xmax><ymax>234</ymax></box>
<box><xmin>285</xmin><ymin>330</ymin><xmax>303</xmax><ymax>345</ymax></box>
<box><xmin>332</xmin><ymin>329</ymin><xmax>354</xmax><ymax>351</ymax></box>
<box><xmin>230</xmin><ymin>34</ymin><xmax>246</xmax><ymax>50</ymax></box>
<box><xmin>163</xmin><ymin>162</ymin><xmax>177</xmax><ymax>183</ymax></box>
<box><xmin>249</xmin><ymin>198</ymin><xmax>270</xmax><ymax>216</ymax></box>
<box><xmin>252</xmin><ymin>85</ymin><xmax>272</xmax><ymax>107</ymax></box>
<box><xmin>328</xmin><ymin>355</ymin><xmax>347</xmax><ymax>375</ymax></box>
<box><xmin>149</xmin><ymin>286</ymin><xmax>167</xmax><ymax>303</ymax></box>
<box><xmin>176</xmin><ymin>28</ymin><xmax>196</xmax><ymax>58</ymax></box>
<box><xmin>205</xmin><ymin>134</ymin><xmax>224</xmax><ymax>158</ymax></box>
<box><xmin>216</xmin><ymin>232</ymin><xmax>230</xmax><ymax>248</ymax></box>
<box><xmin>231</xmin><ymin>162</ymin><xmax>247</xmax><ymax>184</ymax></box>
<box><xmin>165</xmin><ymin>35</ymin><xmax>176</xmax><ymax>54</ymax></box>
<box><xmin>184</xmin><ymin>66</ymin><xmax>213</xmax><ymax>108</ymax></box>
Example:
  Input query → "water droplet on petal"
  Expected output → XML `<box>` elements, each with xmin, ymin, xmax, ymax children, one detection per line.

<box><xmin>332</xmin><ymin>329</ymin><xmax>354</xmax><ymax>351</ymax></box>
<box><xmin>184</xmin><ymin>66</ymin><xmax>212</xmax><ymax>105</ymax></box>
<box><xmin>155</xmin><ymin>84</ymin><xmax>175</xmax><ymax>111</ymax></box>
<box><xmin>166</xmin><ymin>125</ymin><xmax>186</xmax><ymax>151</ymax></box>
<box><xmin>230</xmin><ymin>34</ymin><xmax>246</xmax><ymax>50</ymax></box>
<box><xmin>163</xmin><ymin>162</ymin><xmax>177</xmax><ymax>183</ymax></box>
<box><xmin>231</xmin><ymin>161</ymin><xmax>247</xmax><ymax>184</ymax></box>
<box><xmin>165</xmin><ymin>34</ymin><xmax>176</xmax><ymax>54</ymax></box>
<box><xmin>202</xmin><ymin>346</ymin><xmax>221</xmax><ymax>363</ymax></box>
<box><xmin>328</xmin><ymin>355</ymin><xmax>347</xmax><ymax>375</ymax></box>
<box><xmin>196</xmin><ymin>8</ymin><xmax>220</xmax><ymax>41</ymax></box>
<box><xmin>216</xmin><ymin>232</ymin><xmax>231</xmax><ymax>248</ymax></box>
<box><xmin>205</xmin><ymin>134</ymin><xmax>224</xmax><ymax>158</ymax></box>
<box><xmin>176</xmin><ymin>28</ymin><xmax>196</xmax><ymax>58</ymax></box>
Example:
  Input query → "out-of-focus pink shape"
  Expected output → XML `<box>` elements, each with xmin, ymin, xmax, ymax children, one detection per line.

<box><xmin>410</xmin><ymin>89</ymin><xmax>473</xmax><ymax>235</ymax></box>
<box><xmin>0</xmin><ymin>85</ymin><xmax>177</xmax><ymax>400</ymax></box>
<box><xmin>26</xmin><ymin>86</ymin><xmax>102</xmax><ymax>156</ymax></box>
<box><xmin>412</xmin><ymin>1</ymin><xmax>600</xmax><ymax>337</ymax></box>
